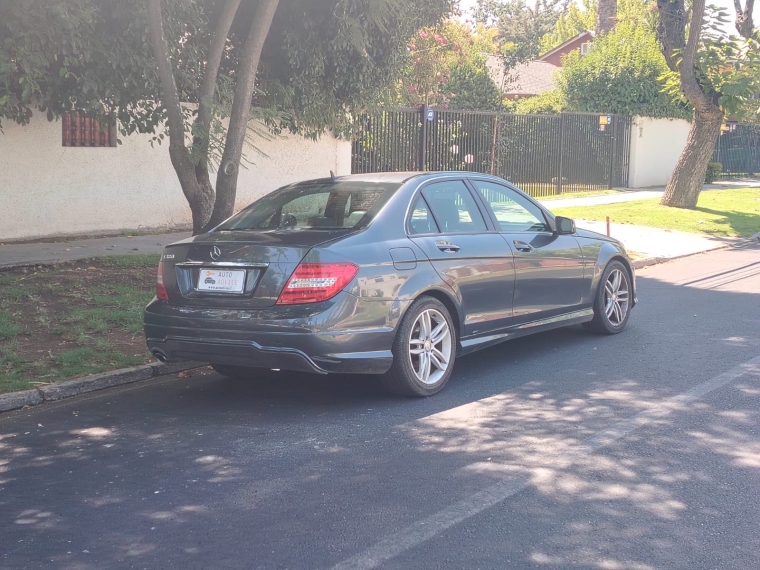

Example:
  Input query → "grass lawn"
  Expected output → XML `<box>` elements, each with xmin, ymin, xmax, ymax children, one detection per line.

<box><xmin>0</xmin><ymin>254</ymin><xmax>160</xmax><ymax>395</ymax></box>
<box><xmin>551</xmin><ymin>188</ymin><xmax>760</xmax><ymax>238</ymax></box>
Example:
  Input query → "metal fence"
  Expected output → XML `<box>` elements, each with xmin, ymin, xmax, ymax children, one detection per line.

<box><xmin>713</xmin><ymin>123</ymin><xmax>760</xmax><ymax>179</ymax></box>
<box><xmin>351</xmin><ymin>107</ymin><xmax>632</xmax><ymax>197</ymax></box>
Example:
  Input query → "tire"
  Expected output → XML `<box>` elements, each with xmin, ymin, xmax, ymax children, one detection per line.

<box><xmin>583</xmin><ymin>260</ymin><xmax>632</xmax><ymax>335</ymax></box>
<box><xmin>210</xmin><ymin>363</ymin><xmax>267</xmax><ymax>379</ymax></box>
<box><xmin>381</xmin><ymin>296</ymin><xmax>457</xmax><ymax>397</ymax></box>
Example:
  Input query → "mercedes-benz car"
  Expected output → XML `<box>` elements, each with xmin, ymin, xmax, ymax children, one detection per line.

<box><xmin>144</xmin><ymin>172</ymin><xmax>636</xmax><ymax>397</ymax></box>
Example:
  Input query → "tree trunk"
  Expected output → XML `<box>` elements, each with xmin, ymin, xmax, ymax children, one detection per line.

<box><xmin>596</xmin><ymin>0</ymin><xmax>617</xmax><ymax>35</ymax></box>
<box><xmin>192</xmin><ymin>0</ymin><xmax>242</xmax><ymax>194</ymax></box>
<box><xmin>203</xmin><ymin>0</ymin><xmax>281</xmax><ymax>232</ymax></box>
<box><xmin>660</xmin><ymin>107</ymin><xmax>723</xmax><ymax>208</ymax></box>
<box><xmin>734</xmin><ymin>0</ymin><xmax>756</xmax><ymax>39</ymax></box>
<box><xmin>656</xmin><ymin>0</ymin><xmax>723</xmax><ymax>210</ymax></box>
<box><xmin>147</xmin><ymin>0</ymin><xmax>214</xmax><ymax>234</ymax></box>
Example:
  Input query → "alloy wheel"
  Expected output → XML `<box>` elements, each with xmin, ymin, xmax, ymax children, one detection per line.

<box><xmin>604</xmin><ymin>268</ymin><xmax>630</xmax><ymax>326</ymax></box>
<box><xmin>408</xmin><ymin>308</ymin><xmax>452</xmax><ymax>385</ymax></box>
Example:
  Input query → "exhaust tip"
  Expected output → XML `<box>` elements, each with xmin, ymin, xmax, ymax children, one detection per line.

<box><xmin>152</xmin><ymin>350</ymin><xmax>168</xmax><ymax>363</ymax></box>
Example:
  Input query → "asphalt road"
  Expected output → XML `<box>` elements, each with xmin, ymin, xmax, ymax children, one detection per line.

<box><xmin>2</xmin><ymin>244</ymin><xmax>759</xmax><ymax>570</ymax></box>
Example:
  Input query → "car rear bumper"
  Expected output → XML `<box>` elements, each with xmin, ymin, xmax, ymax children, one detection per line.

<box><xmin>143</xmin><ymin>293</ymin><xmax>401</xmax><ymax>375</ymax></box>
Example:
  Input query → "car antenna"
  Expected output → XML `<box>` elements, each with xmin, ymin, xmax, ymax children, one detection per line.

<box><xmin>330</xmin><ymin>170</ymin><xmax>337</xmax><ymax>181</ymax></box>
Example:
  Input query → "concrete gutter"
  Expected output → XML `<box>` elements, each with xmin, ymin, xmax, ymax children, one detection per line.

<box><xmin>0</xmin><ymin>360</ymin><xmax>202</xmax><ymax>413</ymax></box>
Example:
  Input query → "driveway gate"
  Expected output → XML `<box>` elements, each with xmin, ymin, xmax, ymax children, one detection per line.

<box><xmin>713</xmin><ymin>123</ymin><xmax>760</xmax><ymax>179</ymax></box>
<box><xmin>351</xmin><ymin>107</ymin><xmax>632</xmax><ymax>197</ymax></box>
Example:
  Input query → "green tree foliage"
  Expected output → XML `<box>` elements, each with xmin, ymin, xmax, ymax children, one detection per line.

<box><xmin>0</xmin><ymin>0</ymin><xmax>454</xmax><ymax>232</ymax></box>
<box><xmin>398</xmin><ymin>20</ymin><xmax>500</xmax><ymax>108</ymax></box>
<box><xmin>445</xmin><ymin>61</ymin><xmax>502</xmax><ymax>110</ymax></box>
<box><xmin>538</xmin><ymin>0</ymin><xmax>595</xmax><ymax>54</ymax></box>
<box><xmin>0</xmin><ymin>0</ymin><xmax>452</xmax><ymax>132</ymax></box>
<box><xmin>474</xmin><ymin>0</ymin><xmax>569</xmax><ymax>68</ymax></box>
<box><xmin>0</xmin><ymin>0</ymin><xmax>201</xmax><ymax>132</ymax></box>
<box><xmin>258</xmin><ymin>0</ymin><xmax>454</xmax><ymax>134</ymax></box>
<box><xmin>660</xmin><ymin>7</ymin><xmax>760</xmax><ymax>121</ymax></box>
<box><xmin>538</xmin><ymin>0</ymin><xmax>660</xmax><ymax>54</ymax></box>
<box><xmin>557</xmin><ymin>20</ymin><xmax>690</xmax><ymax>118</ymax></box>
<box><xmin>513</xmin><ymin>89</ymin><xmax>566</xmax><ymax>113</ymax></box>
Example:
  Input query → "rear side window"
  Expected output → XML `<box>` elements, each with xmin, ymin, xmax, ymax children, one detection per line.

<box><xmin>408</xmin><ymin>195</ymin><xmax>439</xmax><ymax>235</ymax></box>
<box><xmin>421</xmin><ymin>180</ymin><xmax>487</xmax><ymax>233</ymax></box>
<box><xmin>216</xmin><ymin>181</ymin><xmax>398</xmax><ymax>231</ymax></box>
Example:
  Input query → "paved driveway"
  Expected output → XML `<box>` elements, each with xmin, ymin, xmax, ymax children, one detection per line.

<box><xmin>1</xmin><ymin>245</ymin><xmax>759</xmax><ymax>569</ymax></box>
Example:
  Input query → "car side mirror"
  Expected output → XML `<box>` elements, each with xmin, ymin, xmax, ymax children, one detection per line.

<box><xmin>555</xmin><ymin>216</ymin><xmax>575</xmax><ymax>235</ymax></box>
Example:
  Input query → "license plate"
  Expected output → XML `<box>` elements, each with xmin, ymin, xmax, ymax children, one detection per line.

<box><xmin>197</xmin><ymin>269</ymin><xmax>246</xmax><ymax>293</ymax></box>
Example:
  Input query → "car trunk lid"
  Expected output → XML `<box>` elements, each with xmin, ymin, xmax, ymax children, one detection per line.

<box><xmin>160</xmin><ymin>229</ymin><xmax>351</xmax><ymax>308</ymax></box>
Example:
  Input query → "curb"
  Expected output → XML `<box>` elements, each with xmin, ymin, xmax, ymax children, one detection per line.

<box><xmin>1</xmin><ymin>259</ymin><xmax>98</xmax><ymax>271</ymax></box>
<box><xmin>0</xmin><ymin>360</ymin><xmax>203</xmax><ymax>413</ymax></box>
<box><xmin>0</xmin><ymin>256</ymin><xmax>158</xmax><ymax>271</ymax></box>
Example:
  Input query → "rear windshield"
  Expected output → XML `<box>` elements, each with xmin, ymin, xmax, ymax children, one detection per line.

<box><xmin>215</xmin><ymin>180</ymin><xmax>399</xmax><ymax>231</ymax></box>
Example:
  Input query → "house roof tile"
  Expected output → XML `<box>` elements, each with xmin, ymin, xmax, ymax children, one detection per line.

<box><xmin>485</xmin><ymin>56</ymin><xmax>559</xmax><ymax>96</ymax></box>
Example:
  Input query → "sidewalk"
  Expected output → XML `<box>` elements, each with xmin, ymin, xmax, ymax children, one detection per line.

<box><xmin>573</xmin><ymin>220</ymin><xmax>738</xmax><ymax>263</ymax></box>
<box><xmin>537</xmin><ymin>180</ymin><xmax>759</xmax><ymax>263</ymax></box>
<box><xmin>2</xmin><ymin>181</ymin><xmax>757</xmax><ymax>269</ymax></box>
<box><xmin>0</xmin><ymin>232</ymin><xmax>190</xmax><ymax>268</ymax></box>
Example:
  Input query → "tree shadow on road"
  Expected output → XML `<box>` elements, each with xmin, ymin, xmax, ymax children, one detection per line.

<box><xmin>2</xmin><ymin>249</ymin><xmax>760</xmax><ymax>569</ymax></box>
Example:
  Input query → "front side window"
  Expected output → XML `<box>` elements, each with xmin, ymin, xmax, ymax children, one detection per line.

<box><xmin>472</xmin><ymin>181</ymin><xmax>548</xmax><ymax>232</ymax></box>
<box><xmin>421</xmin><ymin>181</ymin><xmax>487</xmax><ymax>233</ymax></box>
<box><xmin>216</xmin><ymin>181</ymin><xmax>398</xmax><ymax>231</ymax></box>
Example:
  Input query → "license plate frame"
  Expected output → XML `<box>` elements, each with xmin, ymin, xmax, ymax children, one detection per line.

<box><xmin>197</xmin><ymin>268</ymin><xmax>246</xmax><ymax>294</ymax></box>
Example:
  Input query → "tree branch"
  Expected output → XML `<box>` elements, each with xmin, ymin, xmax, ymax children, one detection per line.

<box><xmin>147</xmin><ymin>0</ymin><xmax>186</xmax><ymax>151</ymax></box>
<box><xmin>677</xmin><ymin>0</ymin><xmax>716</xmax><ymax>113</ymax></box>
<box><xmin>656</xmin><ymin>0</ymin><xmax>719</xmax><ymax>114</ymax></box>
<box><xmin>148</xmin><ymin>0</ymin><xmax>214</xmax><ymax>233</ymax></box>
<box><xmin>656</xmin><ymin>0</ymin><xmax>686</xmax><ymax>72</ymax></box>
<box><xmin>194</xmin><ymin>0</ymin><xmax>242</xmax><ymax>178</ymax></box>
<box><xmin>734</xmin><ymin>0</ymin><xmax>756</xmax><ymax>39</ymax></box>
<box><xmin>682</xmin><ymin>0</ymin><xmax>703</xmax><ymax>67</ymax></box>
<box><xmin>205</xmin><ymin>0</ymin><xmax>281</xmax><ymax>229</ymax></box>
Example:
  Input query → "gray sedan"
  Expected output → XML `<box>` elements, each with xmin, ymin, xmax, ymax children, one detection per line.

<box><xmin>144</xmin><ymin>172</ymin><xmax>636</xmax><ymax>397</ymax></box>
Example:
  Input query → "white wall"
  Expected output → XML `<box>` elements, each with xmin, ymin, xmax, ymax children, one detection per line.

<box><xmin>628</xmin><ymin>117</ymin><xmax>691</xmax><ymax>188</ymax></box>
<box><xmin>0</xmin><ymin>115</ymin><xmax>351</xmax><ymax>241</ymax></box>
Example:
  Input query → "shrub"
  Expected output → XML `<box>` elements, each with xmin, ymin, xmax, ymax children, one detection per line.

<box><xmin>705</xmin><ymin>162</ymin><xmax>723</xmax><ymax>184</ymax></box>
<box><xmin>557</xmin><ymin>22</ymin><xmax>690</xmax><ymax>119</ymax></box>
<box><xmin>445</xmin><ymin>62</ymin><xmax>503</xmax><ymax>112</ymax></box>
<box><xmin>514</xmin><ymin>90</ymin><xmax>567</xmax><ymax>114</ymax></box>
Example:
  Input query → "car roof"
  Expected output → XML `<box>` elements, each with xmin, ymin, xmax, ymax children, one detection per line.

<box><xmin>301</xmin><ymin>171</ymin><xmax>507</xmax><ymax>185</ymax></box>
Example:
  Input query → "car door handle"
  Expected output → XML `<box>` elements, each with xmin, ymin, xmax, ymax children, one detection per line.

<box><xmin>436</xmin><ymin>241</ymin><xmax>460</xmax><ymax>253</ymax></box>
<box><xmin>513</xmin><ymin>240</ymin><xmax>533</xmax><ymax>252</ymax></box>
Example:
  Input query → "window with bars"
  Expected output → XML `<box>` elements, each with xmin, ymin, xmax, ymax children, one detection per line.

<box><xmin>61</xmin><ymin>112</ymin><xmax>117</xmax><ymax>147</ymax></box>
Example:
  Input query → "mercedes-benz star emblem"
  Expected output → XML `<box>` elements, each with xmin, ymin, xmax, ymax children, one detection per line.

<box><xmin>210</xmin><ymin>246</ymin><xmax>221</xmax><ymax>260</ymax></box>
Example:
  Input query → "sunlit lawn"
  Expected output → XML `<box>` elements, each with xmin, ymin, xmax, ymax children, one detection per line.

<box><xmin>550</xmin><ymin>188</ymin><xmax>760</xmax><ymax>238</ymax></box>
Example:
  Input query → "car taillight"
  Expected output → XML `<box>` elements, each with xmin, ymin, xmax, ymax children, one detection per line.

<box><xmin>276</xmin><ymin>263</ymin><xmax>358</xmax><ymax>305</ymax></box>
<box><xmin>156</xmin><ymin>261</ymin><xmax>169</xmax><ymax>301</ymax></box>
